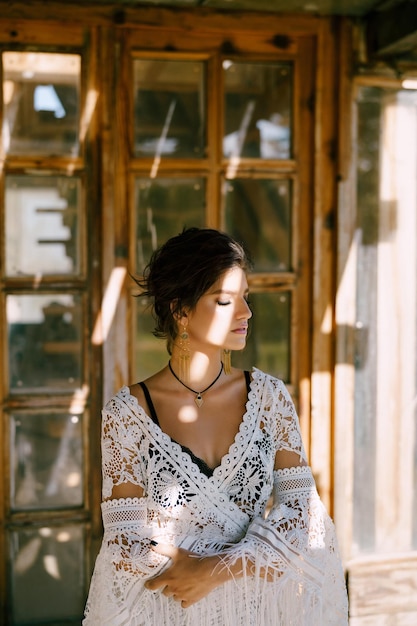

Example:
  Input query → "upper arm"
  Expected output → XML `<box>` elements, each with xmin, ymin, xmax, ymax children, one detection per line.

<box><xmin>101</xmin><ymin>398</ymin><xmax>146</xmax><ymax>499</ymax></box>
<box><xmin>272</xmin><ymin>380</ymin><xmax>308</xmax><ymax>469</ymax></box>
<box><xmin>104</xmin><ymin>481</ymin><xmax>145</xmax><ymax>501</ymax></box>
<box><xmin>274</xmin><ymin>447</ymin><xmax>307</xmax><ymax>471</ymax></box>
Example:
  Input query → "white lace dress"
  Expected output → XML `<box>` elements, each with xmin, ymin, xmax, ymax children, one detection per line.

<box><xmin>83</xmin><ymin>368</ymin><xmax>348</xmax><ymax>625</ymax></box>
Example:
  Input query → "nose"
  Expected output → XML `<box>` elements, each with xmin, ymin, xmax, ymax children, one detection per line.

<box><xmin>238</xmin><ymin>298</ymin><xmax>252</xmax><ymax>319</ymax></box>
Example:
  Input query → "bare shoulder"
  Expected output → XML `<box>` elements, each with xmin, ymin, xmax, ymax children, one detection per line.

<box><xmin>128</xmin><ymin>367</ymin><xmax>170</xmax><ymax>404</ymax></box>
<box><xmin>128</xmin><ymin>381</ymin><xmax>146</xmax><ymax>406</ymax></box>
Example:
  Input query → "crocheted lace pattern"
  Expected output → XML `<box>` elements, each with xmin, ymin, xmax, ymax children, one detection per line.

<box><xmin>83</xmin><ymin>368</ymin><xmax>348</xmax><ymax>625</ymax></box>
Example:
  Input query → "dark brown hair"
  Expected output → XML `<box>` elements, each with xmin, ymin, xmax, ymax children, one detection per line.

<box><xmin>134</xmin><ymin>227</ymin><xmax>252</xmax><ymax>353</ymax></box>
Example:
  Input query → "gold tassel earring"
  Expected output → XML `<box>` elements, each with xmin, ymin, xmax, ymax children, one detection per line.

<box><xmin>178</xmin><ymin>324</ymin><xmax>190</xmax><ymax>382</ymax></box>
<box><xmin>222</xmin><ymin>349</ymin><xmax>232</xmax><ymax>375</ymax></box>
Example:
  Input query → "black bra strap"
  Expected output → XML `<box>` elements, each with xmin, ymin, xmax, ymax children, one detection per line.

<box><xmin>139</xmin><ymin>382</ymin><xmax>159</xmax><ymax>426</ymax></box>
<box><xmin>244</xmin><ymin>370</ymin><xmax>251</xmax><ymax>393</ymax></box>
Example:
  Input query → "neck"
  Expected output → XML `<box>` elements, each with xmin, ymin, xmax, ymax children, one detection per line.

<box><xmin>169</xmin><ymin>350</ymin><xmax>223</xmax><ymax>388</ymax></box>
<box><xmin>168</xmin><ymin>359</ymin><xmax>224</xmax><ymax>407</ymax></box>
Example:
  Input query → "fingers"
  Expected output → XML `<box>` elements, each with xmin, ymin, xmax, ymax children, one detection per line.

<box><xmin>146</xmin><ymin>582</ymin><xmax>187</xmax><ymax>607</ymax></box>
<box><xmin>144</xmin><ymin>540</ymin><xmax>198</xmax><ymax>607</ymax></box>
<box><xmin>144</xmin><ymin>541</ymin><xmax>176</xmax><ymax>592</ymax></box>
<box><xmin>149</xmin><ymin>540</ymin><xmax>180</xmax><ymax>559</ymax></box>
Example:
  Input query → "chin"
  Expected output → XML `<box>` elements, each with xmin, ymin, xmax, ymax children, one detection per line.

<box><xmin>229</xmin><ymin>341</ymin><xmax>247</xmax><ymax>351</ymax></box>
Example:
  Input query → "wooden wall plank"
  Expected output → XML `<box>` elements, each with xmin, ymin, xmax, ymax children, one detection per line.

<box><xmin>350</xmin><ymin>614</ymin><xmax>417</xmax><ymax>626</ymax></box>
<box><xmin>0</xmin><ymin>20</ymin><xmax>85</xmax><ymax>46</ymax></box>
<box><xmin>334</xmin><ymin>18</ymin><xmax>356</xmax><ymax>562</ymax></box>
<box><xmin>374</xmin><ymin>84</ymin><xmax>417</xmax><ymax>555</ymax></box>
<box><xmin>0</xmin><ymin>3</ymin><xmax>322</xmax><ymax>37</ymax></box>
<box><xmin>348</xmin><ymin>554</ymin><xmax>417</xmax><ymax>618</ymax></box>
<box><xmin>127</xmin><ymin>29</ymin><xmax>299</xmax><ymax>56</ymax></box>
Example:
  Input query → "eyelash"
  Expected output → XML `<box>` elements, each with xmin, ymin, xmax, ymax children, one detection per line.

<box><xmin>217</xmin><ymin>298</ymin><xmax>251</xmax><ymax>307</ymax></box>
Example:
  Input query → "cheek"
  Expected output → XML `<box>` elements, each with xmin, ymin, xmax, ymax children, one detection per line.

<box><xmin>204</xmin><ymin>308</ymin><xmax>234</xmax><ymax>341</ymax></box>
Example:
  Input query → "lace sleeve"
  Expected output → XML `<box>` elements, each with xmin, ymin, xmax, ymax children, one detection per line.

<box><xmin>101</xmin><ymin>497</ymin><xmax>168</xmax><ymax>576</ymax></box>
<box><xmin>83</xmin><ymin>497</ymin><xmax>169</xmax><ymax>625</ymax></box>
<box><xmin>271</xmin><ymin>379</ymin><xmax>308</xmax><ymax>462</ymax></box>
<box><xmin>101</xmin><ymin>394</ymin><xmax>147</xmax><ymax>499</ymax></box>
<box><xmin>220</xmin><ymin>466</ymin><xmax>348</xmax><ymax>624</ymax></box>
<box><xmin>218</xmin><ymin>377</ymin><xmax>348</xmax><ymax>624</ymax></box>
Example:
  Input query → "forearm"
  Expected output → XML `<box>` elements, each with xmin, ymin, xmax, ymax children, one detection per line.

<box><xmin>145</xmin><ymin>541</ymin><xmax>254</xmax><ymax>607</ymax></box>
<box><xmin>102</xmin><ymin>497</ymin><xmax>169</xmax><ymax>577</ymax></box>
<box><xmin>204</xmin><ymin>552</ymin><xmax>246</xmax><ymax>585</ymax></box>
<box><xmin>207</xmin><ymin>549</ymin><xmax>277</xmax><ymax>586</ymax></box>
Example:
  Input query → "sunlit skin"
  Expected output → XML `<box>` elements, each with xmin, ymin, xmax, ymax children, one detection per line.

<box><xmin>108</xmin><ymin>265</ymin><xmax>305</xmax><ymax>608</ymax></box>
<box><xmin>184</xmin><ymin>264</ymin><xmax>252</xmax><ymax>357</ymax></box>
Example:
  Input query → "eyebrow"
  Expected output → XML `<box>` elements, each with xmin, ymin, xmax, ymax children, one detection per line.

<box><xmin>209</xmin><ymin>288</ymin><xmax>250</xmax><ymax>295</ymax></box>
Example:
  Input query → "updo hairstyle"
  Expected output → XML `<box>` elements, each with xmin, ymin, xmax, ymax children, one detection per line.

<box><xmin>135</xmin><ymin>227</ymin><xmax>251</xmax><ymax>353</ymax></box>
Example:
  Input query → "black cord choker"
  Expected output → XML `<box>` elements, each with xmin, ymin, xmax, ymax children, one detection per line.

<box><xmin>168</xmin><ymin>361</ymin><xmax>223</xmax><ymax>407</ymax></box>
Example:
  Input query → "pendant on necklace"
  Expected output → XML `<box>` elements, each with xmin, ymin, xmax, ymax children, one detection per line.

<box><xmin>195</xmin><ymin>394</ymin><xmax>204</xmax><ymax>408</ymax></box>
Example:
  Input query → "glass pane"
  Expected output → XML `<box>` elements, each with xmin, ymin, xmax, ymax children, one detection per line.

<box><xmin>223</xmin><ymin>178</ymin><xmax>291</xmax><ymax>271</ymax></box>
<box><xmin>5</xmin><ymin>175</ymin><xmax>81</xmax><ymax>277</ymax></box>
<box><xmin>353</xmin><ymin>85</ymin><xmax>417</xmax><ymax>555</ymax></box>
<box><xmin>135</xmin><ymin>177</ymin><xmax>205</xmax><ymax>273</ymax></box>
<box><xmin>223</xmin><ymin>60</ymin><xmax>292</xmax><ymax>159</ymax></box>
<box><xmin>133</xmin><ymin>59</ymin><xmax>206</xmax><ymax>158</ymax></box>
<box><xmin>10</xmin><ymin>411</ymin><xmax>83</xmax><ymax>511</ymax></box>
<box><xmin>3</xmin><ymin>51</ymin><xmax>80</xmax><ymax>156</ymax></box>
<box><xmin>135</xmin><ymin>297</ymin><xmax>169</xmax><ymax>380</ymax></box>
<box><xmin>7</xmin><ymin>293</ymin><xmax>83</xmax><ymax>392</ymax></box>
<box><xmin>9</xmin><ymin>524</ymin><xmax>86</xmax><ymax>624</ymax></box>
<box><xmin>233</xmin><ymin>291</ymin><xmax>291</xmax><ymax>381</ymax></box>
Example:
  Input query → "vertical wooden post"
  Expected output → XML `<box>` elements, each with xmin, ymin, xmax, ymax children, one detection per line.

<box><xmin>310</xmin><ymin>18</ymin><xmax>339</xmax><ymax>511</ymax></box>
<box><xmin>334</xmin><ymin>18</ymin><xmax>356</xmax><ymax>561</ymax></box>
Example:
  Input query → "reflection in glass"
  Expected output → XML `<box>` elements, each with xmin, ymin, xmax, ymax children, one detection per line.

<box><xmin>233</xmin><ymin>291</ymin><xmax>291</xmax><ymax>382</ymax></box>
<box><xmin>224</xmin><ymin>178</ymin><xmax>291</xmax><ymax>272</ymax></box>
<box><xmin>10</xmin><ymin>524</ymin><xmax>85</xmax><ymax>624</ymax></box>
<box><xmin>5</xmin><ymin>175</ymin><xmax>81</xmax><ymax>276</ymax></box>
<box><xmin>133</xmin><ymin>59</ymin><xmax>206</xmax><ymax>158</ymax></box>
<box><xmin>3</xmin><ymin>51</ymin><xmax>80</xmax><ymax>155</ymax></box>
<box><xmin>7</xmin><ymin>294</ymin><xmax>82</xmax><ymax>392</ymax></box>
<box><xmin>135</xmin><ymin>177</ymin><xmax>205</xmax><ymax>273</ymax></box>
<box><xmin>223</xmin><ymin>61</ymin><xmax>292</xmax><ymax>159</ymax></box>
<box><xmin>10</xmin><ymin>411</ymin><xmax>83</xmax><ymax>511</ymax></box>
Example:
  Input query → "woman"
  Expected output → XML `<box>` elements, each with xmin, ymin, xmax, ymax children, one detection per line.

<box><xmin>83</xmin><ymin>227</ymin><xmax>348</xmax><ymax>625</ymax></box>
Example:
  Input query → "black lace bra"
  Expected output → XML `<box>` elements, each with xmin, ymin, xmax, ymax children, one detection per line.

<box><xmin>139</xmin><ymin>370</ymin><xmax>251</xmax><ymax>478</ymax></box>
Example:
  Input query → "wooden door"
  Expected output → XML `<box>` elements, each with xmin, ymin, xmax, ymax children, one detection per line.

<box><xmin>0</xmin><ymin>8</ymin><xmax>338</xmax><ymax>624</ymax></box>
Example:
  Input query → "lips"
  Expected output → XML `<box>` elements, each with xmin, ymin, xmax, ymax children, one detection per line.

<box><xmin>233</xmin><ymin>326</ymin><xmax>248</xmax><ymax>334</ymax></box>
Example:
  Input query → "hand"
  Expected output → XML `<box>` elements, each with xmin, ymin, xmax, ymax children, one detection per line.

<box><xmin>144</xmin><ymin>541</ymin><xmax>221</xmax><ymax>608</ymax></box>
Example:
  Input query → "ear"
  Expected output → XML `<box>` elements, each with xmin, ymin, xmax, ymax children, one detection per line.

<box><xmin>170</xmin><ymin>300</ymin><xmax>188</xmax><ymax>324</ymax></box>
<box><xmin>169</xmin><ymin>299</ymin><xmax>180</xmax><ymax>319</ymax></box>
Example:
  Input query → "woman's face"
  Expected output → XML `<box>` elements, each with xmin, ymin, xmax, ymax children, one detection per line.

<box><xmin>184</xmin><ymin>266</ymin><xmax>252</xmax><ymax>352</ymax></box>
